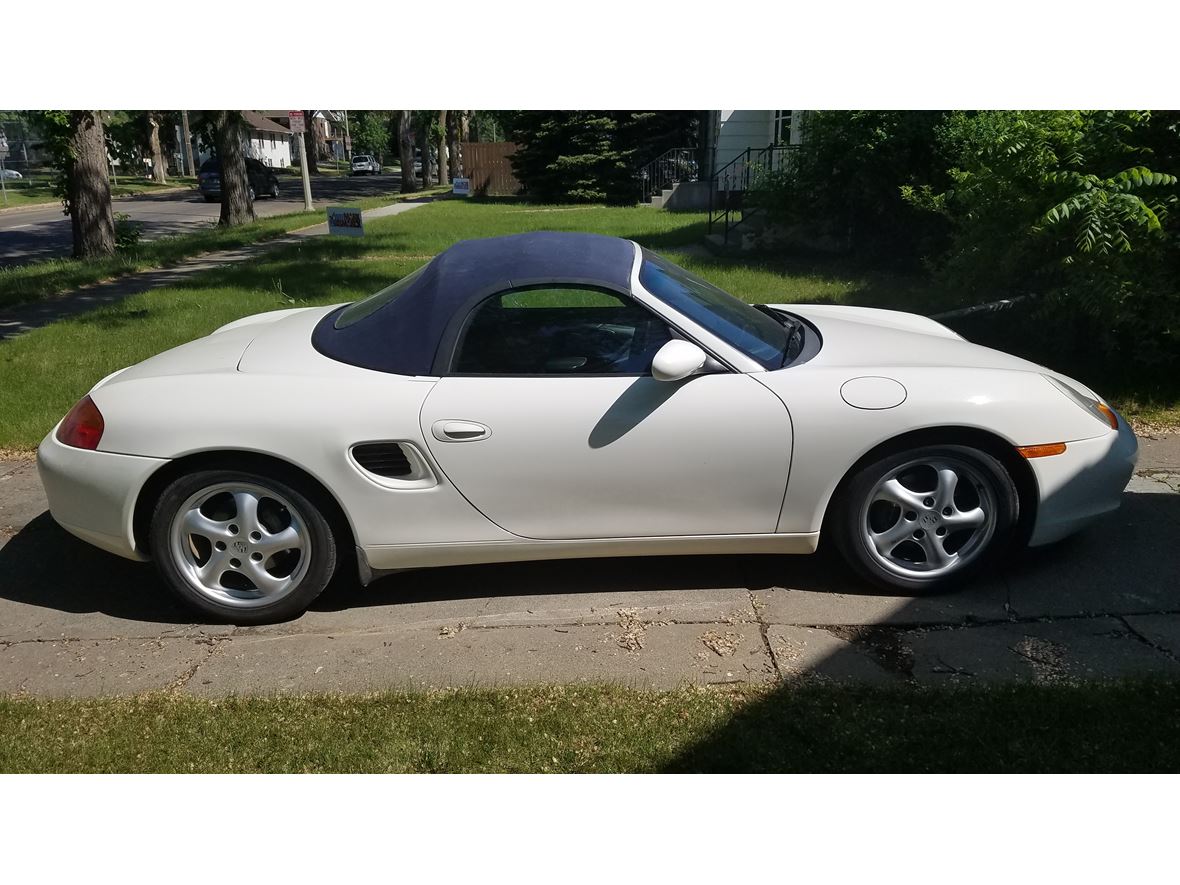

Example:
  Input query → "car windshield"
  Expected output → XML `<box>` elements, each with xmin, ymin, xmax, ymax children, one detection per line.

<box><xmin>334</xmin><ymin>265</ymin><xmax>428</xmax><ymax>328</ymax></box>
<box><xmin>638</xmin><ymin>249</ymin><xmax>787</xmax><ymax>369</ymax></box>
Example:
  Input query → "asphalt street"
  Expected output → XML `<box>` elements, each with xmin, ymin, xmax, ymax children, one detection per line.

<box><xmin>0</xmin><ymin>172</ymin><xmax>402</xmax><ymax>266</ymax></box>
<box><xmin>1</xmin><ymin>445</ymin><xmax>1177</xmax><ymax>696</ymax></box>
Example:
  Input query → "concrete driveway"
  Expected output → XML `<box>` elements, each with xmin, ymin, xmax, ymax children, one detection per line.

<box><xmin>1</xmin><ymin>453</ymin><xmax>1178</xmax><ymax>696</ymax></box>
<box><xmin>0</xmin><ymin>173</ymin><xmax>403</xmax><ymax>266</ymax></box>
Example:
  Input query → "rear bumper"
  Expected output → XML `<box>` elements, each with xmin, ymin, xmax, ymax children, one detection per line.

<box><xmin>1027</xmin><ymin>417</ymin><xmax>1138</xmax><ymax>546</ymax></box>
<box><xmin>36</xmin><ymin>431</ymin><xmax>167</xmax><ymax>561</ymax></box>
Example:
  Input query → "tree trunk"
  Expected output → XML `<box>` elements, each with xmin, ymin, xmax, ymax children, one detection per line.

<box><xmin>436</xmin><ymin>111</ymin><xmax>450</xmax><ymax>187</ymax></box>
<box><xmin>398</xmin><ymin>111</ymin><xmax>419</xmax><ymax>193</ymax></box>
<box><xmin>459</xmin><ymin>110</ymin><xmax>470</xmax><ymax>143</ymax></box>
<box><xmin>67</xmin><ymin>111</ymin><xmax>116</xmax><ymax>259</ymax></box>
<box><xmin>213</xmin><ymin>111</ymin><xmax>254</xmax><ymax>226</ymax></box>
<box><xmin>447</xmin><ymin>111</ymin><xmax>463</xmax><ymax>179</ymax></box>
<box><xmin>418</xmin><ymin>116</ymin><xmax>432</xmax><ymax>187</ymax></box>
<box><xmin>302</xmin><ymin>109</ymin><xmax>319</xmax><ymax>174</ymax></box>
<box><xmin>181</xmin><ymin>110</ymin><xmax>196</xmax><ymax>177</ymax></box>
<box><xmin>148</xmin><ymin>112</ymin><xmax>167</xmax><ymax>183</ymax></box>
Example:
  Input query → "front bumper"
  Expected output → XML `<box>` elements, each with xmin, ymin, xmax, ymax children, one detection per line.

<box><xmin>1026</xmin><ymin>416</ymin><xmax>1138</xmax><ymax>546</ymax></box>
<box><xmin>36</xmin><ymin>431</ymin><xmax>167</xmax><ymax>561</ymax></box>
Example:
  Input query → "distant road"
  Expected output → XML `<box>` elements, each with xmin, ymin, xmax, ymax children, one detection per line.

<box><xmin>0</xmin><ymin>172</ymin><xmax>403</xmax><ymax>267</ymax></box>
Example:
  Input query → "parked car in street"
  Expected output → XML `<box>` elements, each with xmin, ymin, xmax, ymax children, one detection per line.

<box><xmin>197</xmin><ymin>157</ymin><xmax>281</xmax><ymax>202</ymax></box>
<box><xmin>0</xmin><ymin>168</ymin><xmax>23</xmax><ymax>179</ymax></box>
<box><xmin>350</xmin><ymin>154</ymin><xmax>381</xmax><ymax>175</ymax></box>
<box><xmin>39</xmin><ymin>231</ymin><xmax>1137</xmax><ymax>623</ymax></box>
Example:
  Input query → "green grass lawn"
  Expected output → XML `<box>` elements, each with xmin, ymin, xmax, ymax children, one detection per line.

<box><xmin>0</xmin><ymin>187</ymin><xmax>447</xmax><ymax>312</ymax></box>
<box><xmin>0</xmin><ymin>199</ymin><xmax>1174</xmax><ymax>451</ymax></box>
<box><xmin>2</xmin><ymin>680</ymin><xmax>1178</xmax><ymax>773</ymax></box>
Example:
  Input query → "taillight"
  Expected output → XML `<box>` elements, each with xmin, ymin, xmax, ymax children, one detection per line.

<box><xmin>56</xmin><ymin>395</ymin><xmax>104</xmax><ymax>450</ymax></box>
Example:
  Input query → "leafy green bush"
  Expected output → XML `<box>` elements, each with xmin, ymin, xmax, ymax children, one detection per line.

<box><xmin>904</xmin><ymin>111</ymin><xmax>1179</xmax><ymax>380</ymax></box>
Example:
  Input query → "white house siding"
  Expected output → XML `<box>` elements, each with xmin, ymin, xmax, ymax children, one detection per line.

<box><xmin>246</xmin><ymin>133</ymin><xmax>291</xmax><ymax>168</ymax></box>
<box><xmin>711</xmin><ymin>110</ymin><xmax>773</xmax><ymax>176</ymax></box>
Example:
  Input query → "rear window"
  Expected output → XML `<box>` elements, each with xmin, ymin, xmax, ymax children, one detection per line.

<box><xmin>199</xmin><ymin>158</ymin><xmax>219</xmax><ymax>172</ymax></box>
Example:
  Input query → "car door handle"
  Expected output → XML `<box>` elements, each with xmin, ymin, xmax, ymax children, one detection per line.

<box><xmin>432</xmin><ymin>420</ymin><xmax>491</xmax><ymax>442</ymax></box>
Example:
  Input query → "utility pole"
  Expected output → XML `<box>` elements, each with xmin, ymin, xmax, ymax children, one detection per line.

<box><xmin>343</xmin><ymin>110</ymin><xmax>351</xmax><ymax>162</ymax></box>
<box><xmin>180</xmin><ymin>110</ymin><xmax>196</xmax><ymax>178</ymax></box>
<box><xmin>296</xmin><ymin>135</ymin><xmax>314</xmax><ymax>211</ymax></box>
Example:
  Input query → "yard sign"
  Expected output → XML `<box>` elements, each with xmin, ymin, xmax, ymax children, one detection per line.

<box><xmin>452</xmin><ymin>177</ymin><xmax>471</xmax><ymax>197</ymax></box>
<box><xmin>327</xmin><ymin>206</ymin><xmax>364</xmax><ymax>237</ymax></box>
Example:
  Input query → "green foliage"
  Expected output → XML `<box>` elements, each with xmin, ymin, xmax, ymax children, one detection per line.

<box><xmin>752</xmin><ymin>111</ymin><xmax>950</xmax><ymax>264</ymax></box>
<box><xmin>113</xmin><ymin>212</ymin><xmax>143</xmax><ymax>250</ymax></box>
<box><xmin>349</xmin><ymin>110</ymin><xmax>393</xmax><ymax>160</ymax></box>
<box><xmin>904</xmin><ymin>110</ymin><xmax>1180</xmax><ymax>377</ymax></box>
<box><xmin>508</xmin><ymin>111</ymin><xmax>697</xmax><ymax>204</ymax></box>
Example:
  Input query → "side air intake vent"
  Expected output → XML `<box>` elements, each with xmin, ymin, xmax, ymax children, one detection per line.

<box><xmin>352</xmin><ymin>442</ymin><xmax>413</xmax><ymax>478</ymax></box>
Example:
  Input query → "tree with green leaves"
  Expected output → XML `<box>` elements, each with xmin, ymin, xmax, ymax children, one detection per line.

<box><xmin>507</xmin><ymin>111</ymin><xmax>697</xmax><ymax>204</ymax></box>
<box><xmin>27</xmin><ymin>110</ymin><xmax>115</xmax><ymax>258</ymax></box>
<box><xmin>350</xmin><ymin>110</ymin><xmax>393</xmax><ymax>163</ymax></box>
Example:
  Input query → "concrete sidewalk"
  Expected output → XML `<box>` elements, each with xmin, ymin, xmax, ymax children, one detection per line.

<box><xmin>0</xmin><ymin>200</ymin><xmax>429</xmax><ymax>341</ymax></box>
<box><xmin>1</xmin><ymin>438</ymin><xmax>1177</xmax><ymax>697</ymax></box>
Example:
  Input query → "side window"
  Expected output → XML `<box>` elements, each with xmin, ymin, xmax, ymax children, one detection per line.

<box><xmin>451</xmin><ymin>287</ymin><xmax>674</xmax><ymax>375</ymax></box>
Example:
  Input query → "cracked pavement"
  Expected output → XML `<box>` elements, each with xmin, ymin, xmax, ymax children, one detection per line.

<box><xmin>1</xmin><ymin>440</ymin><xmax>1178</xmax><ymax>696</ymax></box>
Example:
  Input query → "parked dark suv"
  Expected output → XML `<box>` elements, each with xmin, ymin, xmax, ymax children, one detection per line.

<box><xmin>198</xmin><ymin>157</ymin><xmax>281</xmax><ymax>202</ymax></box>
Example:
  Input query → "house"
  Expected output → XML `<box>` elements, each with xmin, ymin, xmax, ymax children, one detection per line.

<box><xmin>702</xmin><ymin>110</ymin><xmax>803</xmax><ymax>181</ymax></box>
<box><xmin>193</xmin><ymin>111</ymin><xmax>292</xmax><ymax>169</ymax></box>
<box><xmin>261</xmin><ymin>111</ymin><xmax>348</xmax><ymax>162</ymax></box>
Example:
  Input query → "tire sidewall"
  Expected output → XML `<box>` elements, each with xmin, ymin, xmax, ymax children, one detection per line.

<box><xmin>833</xmin><ymin>444</ymin><xmax>1019</xmax><ymax>594</ymax></box>
<box><xmin>150</xmin><ymin>469</ymin><xmax>337</xmax><ymax>624</ymax></box>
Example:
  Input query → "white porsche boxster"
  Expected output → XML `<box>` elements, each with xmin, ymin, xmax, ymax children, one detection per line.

<box><xmin>38</xmin><ymin>231</ymin><xmax>1138</xmax><ymax>623</ymax></box>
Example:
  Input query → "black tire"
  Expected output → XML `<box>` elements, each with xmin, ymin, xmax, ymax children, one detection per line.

<box><xmin>247</xmin><ymin>185</ymin><xmax>256</xmax><ymax>201</ymax></box>
<box><xmin>149</xmin><ymin>469</ymin><xmax>338</xmax><ymax>624</ymax></box>
<box><xmin>269</xmin><ymin>180</ymin><xmax>280</xmax><ymax>198</ymax></box>
<box><xmin>829</xmin><ymin>444</ymin><xmax>1019</xmax><ymax>594</ymax></box>
<box><xmin>203</xmin><ymin>195</ymin><xmax>218</xmax><ymax>202</ymax></box>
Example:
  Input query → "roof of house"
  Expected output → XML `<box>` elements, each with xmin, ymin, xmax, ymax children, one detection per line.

<box><xmin>242</xmin><ymin>110</ymin><xmax>291</xmax><ymax>135</ymax></box>
<box><xmin>311</xmin><ymin>231</ymin><xmax>637</xmax><ymax>376</ymax></box>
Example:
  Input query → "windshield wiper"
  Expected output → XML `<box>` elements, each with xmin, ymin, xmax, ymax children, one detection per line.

<box><xmin>753</xmin><ymin>304</ymin><xmax>805</xmax><ymax>367</ymax></box>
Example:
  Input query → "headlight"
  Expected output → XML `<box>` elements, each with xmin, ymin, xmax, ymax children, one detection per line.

<box><xmin>1043</xmin><ymin>375</ymin><xmax>1118</xmax><ymax>430</ymax></box>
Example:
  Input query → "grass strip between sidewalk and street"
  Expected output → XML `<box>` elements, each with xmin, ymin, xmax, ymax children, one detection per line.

<box><xmin>0</xmin><ymin>186</ymin><xmax>449</xmax><ymax>311</ymax></box>
<box><xmin>2</xmin><ymin>680</ymin><xmax>1178</xmax><ymax>773</ymax></box>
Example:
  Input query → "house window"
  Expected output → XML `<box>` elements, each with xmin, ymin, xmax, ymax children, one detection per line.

<box><xmin>772</xmin><ymin>111</ymin><xmax>792</xmax><ymax>145</ymax></box>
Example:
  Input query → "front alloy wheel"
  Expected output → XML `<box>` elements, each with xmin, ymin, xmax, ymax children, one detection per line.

<box><xmin>151</xmin><ymin>470</ymin><xmax>337</xmax><ymax>623</ymax></box>
<box><xmin>832</xmin><ymin>445</ymin><xmax>1018</xmax><ymax>592</ymax></box>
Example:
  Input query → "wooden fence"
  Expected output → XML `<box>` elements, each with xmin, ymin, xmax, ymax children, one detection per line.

<box><xmin>460</xmin><ymin>142</ymin><xmax>521</xmax><ymax>196</ymax></box>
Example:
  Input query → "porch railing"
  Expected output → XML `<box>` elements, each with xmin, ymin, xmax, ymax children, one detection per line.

<box><xmin>707</xmin><ymin>143</ymin><xmax>798</xmax><ymax>245</ymax></box>
<box><xmin>639</xmin><ymin>147</ymin><xmax>698</xmax><ymax>204</ymax></box>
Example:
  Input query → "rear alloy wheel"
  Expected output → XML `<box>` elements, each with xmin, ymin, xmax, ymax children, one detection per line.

<box><xmin>832</xmin><ymin>445</ymin><xmax>1018</xmax><ymax>593</ymax></box>
<box><xmin>150</xmin><ymin>470</ymin><xmax>337</xmax><ymax>623</ymax></box>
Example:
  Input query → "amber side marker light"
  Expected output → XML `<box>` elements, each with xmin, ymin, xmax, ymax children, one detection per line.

<box><xmin>1096</xmin><ymin>403</ymin><xmax>1119</xmax><ymax>429</ymax></box>
<box><xmin>56</xmin><ymin>395</ymin><xmax>105</xmax><ymax>450</ymax></box>
<box><xmin>1018</xmin><ymin>442</ymin><xmax>1068</xmax><ymax>459</ymax></box>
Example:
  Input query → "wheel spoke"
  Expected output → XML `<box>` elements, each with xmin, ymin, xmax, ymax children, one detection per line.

<box><xmin>233</xmin><ymin>491</ymin><xmax>261</xmax><ymax>533</ymax></box>
<box><xmin>181</xmin><ymin>509</ymin><xmax>231</xmax><ymax>541</ymax></box>
<box><xmin>945</xmin><ymin>506</ymin><xmax>986</xmax><ymax>529</ymax></box>
<box><xmin>934</xmin><ymin>468</ymin><xmax>959</xmax><ymax>510</ymax></box>
<box><xmin>870</xmin><ymin>517</ymin><xmax>914</xmax><ymax>557</ymax></box>
<box><xmin>254</xmin><ymin>526</ymin><xmax>303</xmax><ymax>555</ymax></box>
<box><xmin>196</xmin><ymin>549</ymin><xmax>231</xmax><ymax>586</ymax></box>
<box><xmin>922</xmin><ymin>534</ymin><xmax>953</xmax><ymax>569</ymax></box>
<box><xmin>876</xmin><ymin>478</ymin><xmax>926</xmax><ymax>511</ymax></box>
<box><xmin>243</xmin><ymin>560</ymin><xmax>286</xmax><ymax>596</ymax></box>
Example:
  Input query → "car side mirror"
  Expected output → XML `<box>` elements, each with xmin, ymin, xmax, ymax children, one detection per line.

<box><xmin>651</xmin><ymin>340</ymin><xmax>709</xmax><ymax>382</ymax></box>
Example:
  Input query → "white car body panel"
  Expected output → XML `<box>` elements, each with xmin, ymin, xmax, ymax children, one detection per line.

<box><xmin>36</xmin><ymin>238</ymin><xmax>1138</xmax><ymax>586</ymax></box>
<box><xmin>419</xmin><ymin>373</ymin><xmax>792</xmax><ymax>539</ymax></box>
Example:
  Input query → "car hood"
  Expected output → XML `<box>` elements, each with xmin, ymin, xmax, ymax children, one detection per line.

<box><xmin>775</xmin><ymin>303</ymin><xmax>1055</xmax><ymax>374</ymax></box>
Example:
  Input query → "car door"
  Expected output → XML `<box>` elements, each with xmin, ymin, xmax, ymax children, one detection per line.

<box><xmin>419</xmin><ymin>285</ymin><xmax>792</xmax><ymax>540</ymax></box>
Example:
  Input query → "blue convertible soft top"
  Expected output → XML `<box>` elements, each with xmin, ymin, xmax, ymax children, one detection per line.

<box><xmin>311</xmin><ymin>231</ymin><xmax>637</xmax><ymax>376</ymax></box>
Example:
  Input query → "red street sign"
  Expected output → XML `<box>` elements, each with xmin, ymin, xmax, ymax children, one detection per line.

<box><xmin>288</xmin><ymin>111</ymin><xmax>306</xmax><ymax>134</ymax></box>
